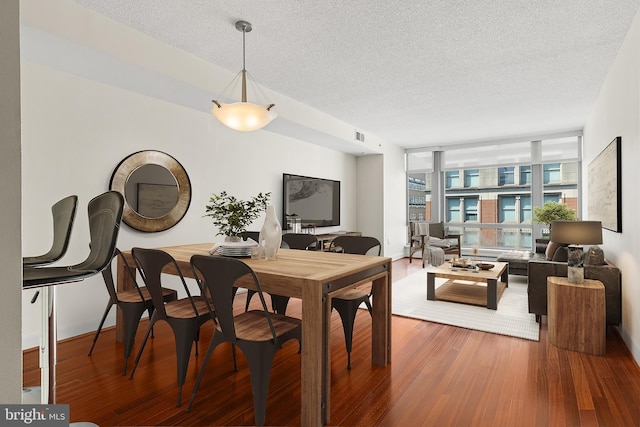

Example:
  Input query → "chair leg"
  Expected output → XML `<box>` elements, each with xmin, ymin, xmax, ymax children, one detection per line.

<box><xmin>172</xmin><ymin>319</ymin><xmax>200</xmax><ymax>407</ymax></box>
<box><xmin>120</xmin><ymin>303</ymin><xmax>147</xmax><ymax>376</ymax></box>
<box><xmin>186</xmin><ymin>333</ymin><xmax>224</xmax><ymax>412</ymax></box>
<box><xmin>147</xmin><ymin>307</ymin><xmax>155</xmax><ymax>338</ymax></box>
<box><xmin>129</xmin><ymin>313</ymin><xmax>157</xmax><ymax>380</ymax></box>
<box><xmin>243</xmin><ymin>343</ymin><xmax>278</xmax><ymax>427</ymax></box>
<box><xmin>271</xmin><ymin>295</ymin><xmax>291</xmax><ymax>315</ymax></box>
<box><xmin>87</xmin><ymin>301</ymin><xmax>114</xmax><ymax>356</ymax></box>
<box><xmin>332</xmin><ymin>298</ymin><xmax>362</xmax><ymax>370</ymax></box>
<box><xmin>245</xmin><ymin>290</ymin><xmax>256</xmax><ymax>312</ymax></box>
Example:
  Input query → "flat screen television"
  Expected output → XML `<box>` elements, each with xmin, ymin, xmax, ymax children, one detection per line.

<box><xmin>282</xmin><ymin>173</ymin><xmax>340</xmax><ymax>228</ymax></box>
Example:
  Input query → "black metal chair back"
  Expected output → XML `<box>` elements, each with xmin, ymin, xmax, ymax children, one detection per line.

<box><xmin>331</xmin><ymin>235</ymin><xmax>381</xmax><ymax>255</ymax></box>
<box><xmin>23</xmin><ymin>195</ymin><xmax>78</xmax><ymax>268</ymax></box>
<box><xmin>23</xmin><ymin>191</ymin><xmax>124</xmax><ymax>289</ymax></box>
<box><xmin>282</xmin><ymin>233</ymin><xmax>318</xmax><ymax>250</ymax></box>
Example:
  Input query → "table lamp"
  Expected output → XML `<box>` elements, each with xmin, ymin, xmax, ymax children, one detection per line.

<box><xmin>550</xmin><ymin>220</ymin><xmax>603</xmax><ymax>283</ymax></box>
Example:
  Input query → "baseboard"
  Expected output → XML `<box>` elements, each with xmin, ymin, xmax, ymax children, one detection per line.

<box><xmin>617</xmin><ymin>325</ymin><xmax>640</xmax><ymax>368</ymax></box>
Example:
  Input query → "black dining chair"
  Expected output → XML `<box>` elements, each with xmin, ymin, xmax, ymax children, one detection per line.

<box><xmin>239</xmin><ymin>230</ymin><xmax>260</xmax><ymax>243</ymax></box>
<box><xmin>328</xmin><ymin>235</ymin><xmax>381</xmax><ymax>369</ymax></box>
<box><xmin>244</xmin><ymin>233</ymin><xmax>319</xmax><ymax>315</ymax></box>
<box><xmin>128</xmin><ymin>247</ymin><xmax>212</xmax><ymax>407</ymax></box>
<box><xmin>187</xmin><ymin>255</ymin><xmax>302</xmax><ymax>426</ymax></box>
<box><xmin>282</xmin><ymin>233</ymin><xmax>318</xmax><ymax>251</ymax></box>
<box><xmin>23</xmin><ymin>195</ymin><xmax>78</xmax><ymax>268</ymax></box>
<box><xmin>87</xmin><ymin>248</ymin><xmax>179</xmax><ymax>375</ymax></box>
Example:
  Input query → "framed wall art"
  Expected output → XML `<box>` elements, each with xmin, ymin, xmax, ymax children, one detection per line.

<box><xmin>587</xmin><ymin>136</ymin><xmax>621</xmax><ymax>232</ymax></box>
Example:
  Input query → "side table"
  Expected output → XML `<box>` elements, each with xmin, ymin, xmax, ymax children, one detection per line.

<box><xmin>547</xmin><ymin>276</ymin><xmax>606</xmax><ymax>355</ymax></box>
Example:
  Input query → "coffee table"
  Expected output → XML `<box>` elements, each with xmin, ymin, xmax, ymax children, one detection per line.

<box><xmin>427</xmin><ymin>261</ymin><xmax>509</xmax><ymax>309</ymax></box>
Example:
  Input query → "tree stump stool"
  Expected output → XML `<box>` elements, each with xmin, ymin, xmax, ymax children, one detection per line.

<box><xmin>547</xmin><ymin>276</ymin><xmax>606</xmax><ymax>355</ymax></box>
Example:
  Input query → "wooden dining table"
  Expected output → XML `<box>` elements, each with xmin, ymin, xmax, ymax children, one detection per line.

<box><xmin>117</xmin><ymin>243</ymin><xmax>392</xmax><ymax>426</ymax></box>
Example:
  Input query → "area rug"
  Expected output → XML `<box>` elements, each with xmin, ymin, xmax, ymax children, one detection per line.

<box><xmin>392</xmin><ymin>268</ymin><xmax>540</xmax><ymax>341</ymax></box>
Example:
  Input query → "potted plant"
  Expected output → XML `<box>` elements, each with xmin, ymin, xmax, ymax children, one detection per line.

<box><xmin>533</xmin><ymin>201</ymin><xmax>577</xmax><ymax>238</ymax></box>
<box><xmin>204</xmin><ymin>191</ymin><xmax>271</xmax><ymax>240</ymax></box>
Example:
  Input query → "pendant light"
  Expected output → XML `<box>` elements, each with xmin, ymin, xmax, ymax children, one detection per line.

<box><xmin>211</xmin><ymin>20</ymin><xmax>276</xmax><ymax>132</ymax></box>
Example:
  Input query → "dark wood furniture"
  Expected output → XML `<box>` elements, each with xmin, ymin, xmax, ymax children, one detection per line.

<box><xmin>547</xmin><ymin>276</ymin><xmax>606</xmax><ymax>356</ymax></box>
<box><xmin>118</xmin><ymin>244</ymin><xmax>391</xmax><ymax>426</ymax></box>
<box><xmin>409</xmin><ymin>221</ymin><xmax>461</xmax><ymax>266</ymax></box>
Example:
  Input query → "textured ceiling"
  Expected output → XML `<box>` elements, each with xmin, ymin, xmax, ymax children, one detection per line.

<box><xmin>72</xmin><ymin>0</ymin><xmax>640</xmax><ymax>149</ymax></box>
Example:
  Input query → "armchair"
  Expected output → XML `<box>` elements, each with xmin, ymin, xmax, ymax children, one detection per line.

<box><xmin>409</xmin><ymin>221</ymin><xmax>461</xmax><ymax>267</ymax></box>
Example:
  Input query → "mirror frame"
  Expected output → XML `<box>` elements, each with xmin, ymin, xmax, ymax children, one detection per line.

<box><xmin>110</xmin><ymin>150</ymin><xmax>191</xmax><ymax>232</ymax></box>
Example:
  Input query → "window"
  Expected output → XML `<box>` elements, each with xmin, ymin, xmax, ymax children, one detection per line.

<box><xmin>464</xmin><ymin>169</ymin><xmax>479</xmax><ymax>187</ymax></box>
<box><xmin>544</xmin><ymin>194</ymin><xmax>560</xmax><ymax>204</ymax></box>
<box><xmin>406</xmin><ymin>136</ymin><xmax>581</xmax><ymax>250</ymax></box>
<box><xmin>446</xmin><ymin>198</ymin><xmax>460</xmax><ymax>222</ymax></box>
<box><xmin>446</xmin><ymin>170</ymin><xmax>460</xmax><ymax>188</ymax></box>
<box><xmin>464</xmin><ymin>197</ymin><xmax>478</xmax><ymax>222</ymax></box>
<box><xmin>499</xmin><ymin>196</ymin><xmax>517</xmax><ymax>222</ymax></box>
<box><xmin>499</xmin><ymin>167</ymin><xmax>514</xmax><ymax>186</ymax></box>
<box><xmin>447</xmin><ymin>197</ymin><xmax>477</xmax><ymax>222</ymax></box>
<box><xmin>543</xmin><ymin>163</ymin><xmax>561</xmax><ymax>184</ymax></box>
<box><xmin>499</xmin><ymin>195</ymin><xmax>532</xmax><ymax>223</ymax></box>
<box><xmin>520</xmin><ymin>195</ymin><xmax>532</xmax><ymax>222</ymax></box>
<box><xmin>520</xmin><ymin>166</ymin><xmax>531</xmax><ymax>185</ymax></box>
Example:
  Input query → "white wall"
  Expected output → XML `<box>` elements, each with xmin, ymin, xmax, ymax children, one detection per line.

<box><xmin>20</xmin><ymin>60</ymin><xmax>362</xmax><ymax>348</ymax></box>
<box><xmin>583</xmin><ymin>9</ymin><xmax>640</xmax><ymax>363</ymax></box>
<box><xmin>356</xmin><ymin>155</ymin><xmax>384</xmax><ymax>246</ymax></box>
<box><xmin>0</xmin><ymin>0</ymin><xmax>23</xmax><ymax>403</ymax></box>
<box><xmin>18</xmin><ymin>1</ymin><xmax>400</xmax><ymax>349</ymax></box>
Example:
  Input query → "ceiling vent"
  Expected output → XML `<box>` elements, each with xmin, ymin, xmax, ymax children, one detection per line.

<box><xmin>355</xmin><ymin>131</ymin><xmax>365</xmax><ymax>143</ymax></box>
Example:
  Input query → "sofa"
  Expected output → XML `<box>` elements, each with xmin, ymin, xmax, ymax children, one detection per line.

<box><xmin>527</xmin><ymin>258</ymin><xmax>621</xmax><ymax>325</ymax></box>
<box><xmin>496</xmin><ymin>239</ymin><xmax>551</xmax><ymax>276</ymax></box>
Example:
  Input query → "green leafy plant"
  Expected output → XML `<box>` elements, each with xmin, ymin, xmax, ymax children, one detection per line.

<box><xmin>533</xmin><ymin>201</ymin><xmax>576</xmax><ymax>226</ymax></box>
<box><xmin>204</xmin><ymin>191</ymin><xmax>271</xmax><ymax>237</ymax></box>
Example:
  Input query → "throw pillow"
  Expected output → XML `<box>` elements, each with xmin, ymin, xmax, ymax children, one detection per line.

<box><xmin>428</xmin><ymin>236</ymin><xmax>452</xmax><ymax>248</ymax></box>
<box><xmin>586</xmin><ymin>246</ymin><xmax>606</xmax><ymax>265</ymax></box>
<box><xmin>551</xmin><ymin>246</ymin><xmax>568</xmax><ymax>262</ymax></box>
<box><xmin>545</xmin><ymin>241</ymin><xmax>562</xmax><ymax>260</ymax></box>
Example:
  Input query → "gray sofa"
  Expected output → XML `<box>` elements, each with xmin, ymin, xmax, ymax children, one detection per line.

<box><xmin>527</xmin><ymin>258</ymin><xmax>622</xmax><ymax>325</ymax></box>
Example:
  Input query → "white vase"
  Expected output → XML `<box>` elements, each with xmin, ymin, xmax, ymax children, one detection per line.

<box><xmin>259</xmin><ymin>205</ymin><xmax>282</xmax><ymax>260</ymax></box>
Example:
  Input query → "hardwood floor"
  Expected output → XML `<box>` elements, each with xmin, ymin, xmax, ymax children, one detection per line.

<box><xmin>23</xmin><ymin>258</ymin><xmax>640</xmax><ymax>426</ymax></box>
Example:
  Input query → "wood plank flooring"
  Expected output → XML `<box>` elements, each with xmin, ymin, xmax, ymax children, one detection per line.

<box><xmin>23</xmin><ymin>258</ymin><xmax>640</xmax><ymax>426</ymax></box>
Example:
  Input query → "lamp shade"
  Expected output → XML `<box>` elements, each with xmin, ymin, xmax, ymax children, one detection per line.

<box><xmin>549</xmin><ymin>220</ymin><xmax>603</xmax><ymax>245</ymax></box>
<box><xmin>211</xmin><ymin>101</ymin><xmax>277</xmax><ymax>132</ymax></box>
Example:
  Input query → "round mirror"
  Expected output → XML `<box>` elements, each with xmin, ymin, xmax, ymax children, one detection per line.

<box><xmin>110</xmin><ymin>150</ymin><xmax>191</xmax><ymax>232</ymax></box>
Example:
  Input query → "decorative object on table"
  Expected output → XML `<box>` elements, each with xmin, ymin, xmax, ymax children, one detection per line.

<box><xmin>476</xmin><ymin>263</ymin><xmax>495</xmax><ymax>270</ymax></box>
<box><xmin>451</xmin><ymin>257</ymin><xmax>469</xmax><ymax>268</ymax></box>
<box><xmin>588</xmin><ymin>136</ymin><xmax>622</xmax><ymax>232</ymax></box>
<box><xmin>209</xmin><ymin>239</ymin><xmax>259</xmax><ymax>257</ymax></box>
<box><xmin>204</xmin><ymin>191</ymin><xmax>271</xmax><ymax>240</ymax></box>
<box><xmin>549</xmin><ymin>220</ymin><xmax>603</xmax><ymax>284</ymax></box>
<box><xmin>210</xmin><ymin>20</ymin><xmax>276</xmax><ymax>132</ymax></box>
<box><xmin>586</xmin><ymin>245</ymin><xmax>606</xmax><ymax>266</ymax></box>
<box><xmin>259</xmin><ymin>205</ymin><xmax>282</xmax><ymax>260</ymax></box>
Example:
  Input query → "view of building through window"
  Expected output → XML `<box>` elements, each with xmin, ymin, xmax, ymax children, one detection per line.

<box><xmin>407</xmin><ymin>137</ymin><xmax>580</xmax><ymax>252</ymax></box>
